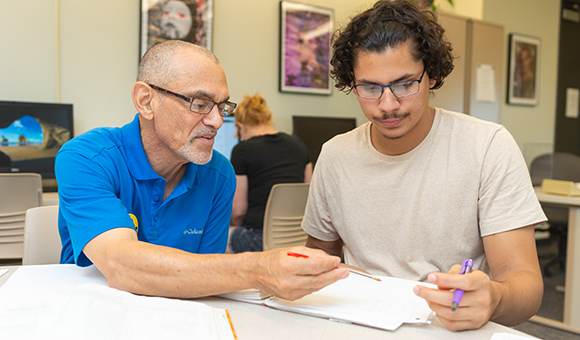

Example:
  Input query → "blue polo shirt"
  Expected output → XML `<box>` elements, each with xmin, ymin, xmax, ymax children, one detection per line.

<box><xmin>56</xmin><ymin>114</ymin><xmax>236</xmax><ymax>266</ymax></box>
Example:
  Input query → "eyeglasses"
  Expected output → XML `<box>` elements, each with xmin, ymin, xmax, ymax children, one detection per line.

<box><xmin>353</xmin><ymin>67</ymin><xmax>426</xmax><ymax>100</ymax></box>
<box><xmin>148</xmin><ymin>84</ymin><xmax>237</xmax><ymax>117</ymax></box>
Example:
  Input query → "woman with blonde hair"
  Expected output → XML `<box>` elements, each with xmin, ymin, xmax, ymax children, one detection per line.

<box><xmin>229</xmin><ymin>93</ymin><xmax>312</xmax><ymax>253</ymax></box>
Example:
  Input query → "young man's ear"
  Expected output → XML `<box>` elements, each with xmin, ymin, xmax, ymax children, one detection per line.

<box><xmin>132</xmin><ymin>82</ymin><xmax>155</xmax><ymax>120</ymax></box>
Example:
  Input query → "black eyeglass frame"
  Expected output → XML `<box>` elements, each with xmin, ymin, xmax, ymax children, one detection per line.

<box><xmin>148</xmin><ymin>84</ymin><xmax>237</xmax><ymax>117</ymax></box>
<box><xmin>353</xmin><ymin>67</ymin><xmax>427</xmax><ymax>100</ymax></box>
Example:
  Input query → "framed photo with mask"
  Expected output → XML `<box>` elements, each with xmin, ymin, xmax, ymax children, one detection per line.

<box><xmin>140</xmin><ymin>0</ymin><xmax>214</xmax><ymax>57</ymax></box>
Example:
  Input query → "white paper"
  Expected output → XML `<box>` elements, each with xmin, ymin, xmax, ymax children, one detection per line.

<box><xmin>0</xmin><ymin>268</ymin><xmax>7</xmax><ymax>278</ymax></box>
<box><xmin>265</xmin><ymin>274</ymin><xmax>435</xmax><ymax>331</ymax></box>
<box><xmin>0</xmin><ymin>265</ymin><xmax>106</xmax><ymax>339</ymax></box>
<box><xmin>0</xmin><ymin>265</ymin><xmax>235</xmax><ymax>340</ymax></box>
<box><xmin>476</xmin><ymin>64</ymin><xmax>496</xmax><ymax>102</ymax></box>
<box><xmin>491</xmin><ymin>332</ymin><xmax>536</xmax><ymax>339</ymax></box>
<box><xmin>217</xmin><ymin>288</ymin><xmax>272</xmax><ymax>304</ymax></box>
<box><xmin>0</xmin><ymin>264</ymin><xmax>107</xmax><ymax>296</ymax></box>
<box><xmin>566</xmin><ymin>88</ymin><xmax>579</xmax><ymax>118</ymax></box>
<box><xmin>48</xmin><ymin>284</ymin><xmax>235</xmax><ymax>340</ymax></box>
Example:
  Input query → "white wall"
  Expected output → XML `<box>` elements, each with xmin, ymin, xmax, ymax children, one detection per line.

<box><xmin>0</xmin><ymin>0</ymin><xmax>560</xmax><ymax>152</ymax></box>
<box><xmin>483</xmin><ymin>0</ymin><xmax>560</xmax><ymax>154</ymax></box>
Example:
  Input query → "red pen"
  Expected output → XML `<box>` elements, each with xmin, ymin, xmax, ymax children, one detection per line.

<box><xmin>287</xmin><ymin>252</ymin><xmax>382</xmax><ymax>282</ymax></box>
<box><xmin>287</xmin><ymin>252</ymin><xmax>309</xmax><ymax>258</ymax></box>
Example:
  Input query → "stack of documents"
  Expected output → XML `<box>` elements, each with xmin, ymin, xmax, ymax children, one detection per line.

<box><xmin>542</xmin><ymin>179</ymin><xmax>580</xmax><ymax>196</ymax></box>
<box><xmin>217</xmin><ymin>288</ymin><xmax>272</xmax><ymax>304</ymax></box>
<box><xmin>219</xmin><ymin>273</ymin><xmax>435</xmax><ymax>331</ymax></box>
<box><xmin>0</xmin><ymin>265</ymin><xmax>236</xmax><ymax>340</ymax></box>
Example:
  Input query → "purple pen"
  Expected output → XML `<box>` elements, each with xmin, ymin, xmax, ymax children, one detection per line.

<box><xmin>451</xmin><ymin>259</ymin><xmax>473</xmax><ymax>312</ymax></box>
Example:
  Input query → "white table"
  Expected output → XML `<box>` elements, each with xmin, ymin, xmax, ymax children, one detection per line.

<box><xmin>533</xmin><ymin>189</ymin><xmax>580</xmax><ymax>333</ymax></box>
<box><xmin>0</xmin><ymin>265</ymin><xmax>535</xmax><ymax>340</ymax></box>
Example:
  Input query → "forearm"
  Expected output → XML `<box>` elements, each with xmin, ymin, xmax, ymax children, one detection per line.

<box><xmin>490</xmin><ymin>269</ymin><xmax>543</xmax><ymax>326</ymax></box>
<box><xmin>484</xmin><ymin>225</ymin><xmax>543</xmax><ymax>326</ymax></box>
<box><xmin>305</xmin><ymin>235</ymin><xmax>343</xmax><ymax>257</ymax></box>
<box><xmin>94</xmin><ymin>239</ymin><xmax>261</xmax><ymax>298</ymax></box>
<box><xmin>230</xmin><ymin>210</ymin><xmax>245</xmax><ymax>226</ymax></box>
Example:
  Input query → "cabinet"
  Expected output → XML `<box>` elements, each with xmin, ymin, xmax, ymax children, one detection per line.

<box><xmin>429</xmin><ymin>12</ymin><xmax>504</xmax><ymax>123</ymax></box>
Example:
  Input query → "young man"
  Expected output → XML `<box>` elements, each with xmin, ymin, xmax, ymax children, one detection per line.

<box><xmin>303</xmin><ymin>0</ymin><xmax>546</xmax><ymax>331</ymax></box>
<box><xmin>56</xmin><ymin>40</ymin><xmax>347</xmax><ymax>301</ymax></box>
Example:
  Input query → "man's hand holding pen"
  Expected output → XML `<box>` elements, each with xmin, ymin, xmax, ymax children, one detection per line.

<box><xmin>250</xmin><ymin>246</ymin><xmax>349</xmax><ymax>301</ymax></box>
<box><xmin>412</xmin><ymin>262</ymin><xmax>499</xmax><ymax>331</ymax></box>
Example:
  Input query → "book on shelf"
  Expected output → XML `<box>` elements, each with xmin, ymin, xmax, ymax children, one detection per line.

<box><xmin>542</xmin><ymin>178</ymin><xmax>580</xmax><ymax>196</ymax></box>
<box><xmin>217</xmin><ymin>273</ymin><xmax>435</xmax><ymax>331</ymax></box>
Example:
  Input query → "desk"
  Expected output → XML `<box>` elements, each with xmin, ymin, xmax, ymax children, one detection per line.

<box><xmin>0</xmin><ymin>265</ymin><xmax>534</xmax><ymax>340</ymax></box>
<box><xmin>534</xmin><ymin>189</ymin><xmax>580</xmax><ymax>333</ymax></box>
<box><xmin>42</xmin><ymin>192</ymin><xmax>59</xmax><ymax>206</ymax></box>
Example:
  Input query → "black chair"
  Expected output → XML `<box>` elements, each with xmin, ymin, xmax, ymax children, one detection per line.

<box><xmin>530</xmin><ymin>152</ymin><xmax>580</xmax><ymax>276</ymax></box>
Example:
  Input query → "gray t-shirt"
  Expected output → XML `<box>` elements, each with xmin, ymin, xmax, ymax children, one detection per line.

<box><xmin>302</xmin><ymin>108</ymin><xmax>546</xmax><ymax>281</ymax></box>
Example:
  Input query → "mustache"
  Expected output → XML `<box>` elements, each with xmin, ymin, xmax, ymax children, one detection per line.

<box><xmin>375</xmin><ymin>112</ymin><xmax>411</xmax><ymax>120</ymax></box>
<box><xmin>189</xmin><ymin>128</ymin><xmax>218</xmax><ymax>143</ymax></box>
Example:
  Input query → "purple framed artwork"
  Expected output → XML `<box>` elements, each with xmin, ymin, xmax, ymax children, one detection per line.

<box><xmin>140</xmin><ymin>0</ymin><xmax>214</xmax><ymax>57</ymax></box>
<box><xmin>280</xmin><ymin>1</ymin><xmax>333</xmax><ymax>95</ymax></box>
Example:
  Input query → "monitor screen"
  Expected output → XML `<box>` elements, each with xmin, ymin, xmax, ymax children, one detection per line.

<box><xmin>213</xmin><ymin>116</ymin><xmax>239</xmax><ymax>161</ymax></box>
<box><xmin>0</xmin><ymin>100</ymin><xmax>74</xmax><ymax>192</ymax></box>
<box><xmin>292</xmin><ymin>116</ymin><xmax>357</xmax><ymax>167</ymax></box>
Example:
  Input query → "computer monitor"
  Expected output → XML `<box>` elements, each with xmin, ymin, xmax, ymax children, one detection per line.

<box><xmin>292</xmin><ymin>116</ymin><xmax>357</xmax><ymax>167</ymax></box>
<box><xmin>0</xmin><ymin>100</ymin><xmax>74</xmax><ymax>192</ymax></box>
<box><xmin>213</xmin><ymin>116</ymin><xmax>239</xmax><ymax>161</ymax></box>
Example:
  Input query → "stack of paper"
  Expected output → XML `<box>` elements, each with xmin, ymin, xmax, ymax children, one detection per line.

<box><xmin>542</xmin><ymin>179</ymin><xmax>580</xmax><ymax>196</ymax></box>
<box><xmin>264</xmin><ymin>274</ymin><xmax>434</xmax><ymax>331</ymax></box>
<box><xmin>217</xmin><ymin>288</ymin><xmax>272</xmax><ymax>304</ymax></box>
<box><xmin>219</xmin><ymin>273</ymin><xmax>435</xmax><ymax>331</ymax></box>
<box><xmin>0</xmin><ymin>265</ymin><xmax>236</xmax><ymax>340</ymax></box>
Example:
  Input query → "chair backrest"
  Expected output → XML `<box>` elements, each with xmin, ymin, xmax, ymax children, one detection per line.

<box><xmin>262</xmin><ymin>183</ymin><xmax>310</xmax><ymax>251</ymax></box>
<box><xmin>0</xmin><ymin>173</ymin><xmax>42</xmax><ymax>259</ymax></box>
<box><xmin>23</xmin><ymin>205</ymin><xmax>61</xmax><ymax>265</ymax></box>
<box><xmin>530</xmin><ymin>152</ymin><xmax>580</xmax><ymax>186</ymax></box>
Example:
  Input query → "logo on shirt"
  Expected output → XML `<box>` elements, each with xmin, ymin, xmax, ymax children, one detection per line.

<box><xmin>129</xmin><ymin>213</ymin><xmax>138</xmax><ymax>232</ymax></box>
<box><xmin>183</xmin><ymin>229</ymin><xmax>203</xmax><ymax>235</ymax></box>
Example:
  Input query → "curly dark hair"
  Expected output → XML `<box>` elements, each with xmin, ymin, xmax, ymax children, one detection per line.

<box><xmin>330</xmin><ymin>0</ymin><xmax>454</xmax><ymax>93</ymax></box>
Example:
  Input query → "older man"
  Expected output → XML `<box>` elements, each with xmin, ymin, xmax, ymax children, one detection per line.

<box><xmin>56</xmin><ymin>40</ymin><xmax>347</xmax><ymax>300</ymax></box>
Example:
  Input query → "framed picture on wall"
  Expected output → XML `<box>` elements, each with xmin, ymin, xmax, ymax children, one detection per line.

<box><xmin>139</xmin><ymin>0</ymin><xmax>214</xmax><ymax>57</ymax></box>
<box><xmin>507</xmin><ymin>33</ymin><xmax>541</xmax><ymax>106</ymax></box>
<box><xmin>279</xmin><ymin>1</ymin><xmax>333</xmax><ymax>95</ymax></box>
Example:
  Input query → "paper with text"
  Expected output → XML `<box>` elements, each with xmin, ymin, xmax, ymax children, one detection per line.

<box><xmin>48</xmin><ymin>284</ymin><xmax>235</xmax><ymax>340</ymax></box>
<box><xmin>0</xmin><ymin>265</ymin><xmax>236</xmax><ymax>340</ymax></box>
<box><xmin>265</xmin><ymin>274</ymin><xmax>435</xmax><ymax>331</ymax></box>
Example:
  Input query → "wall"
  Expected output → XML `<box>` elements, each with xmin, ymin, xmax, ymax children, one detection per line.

<box><xmin>0</xmin><ymin>0</ymin><xmax>372</xmax><ymax>136</ymax></box>
<box><xmin>0</xmin><ymin>0</ymin><xmax>560</xmax><ymax>153</ymax></box>
<box><xmin>554</xmin><ymin>0</ymin><xmax>580</xmax><ymax>156</ymax></box>
<box><xmin>482</xmin><ymin>0</ymin><xmax>560</xmax><ymax>157</ymax></box>
<box><xmin>214</xmin><ymin>0</ymin><xmax>373</xmax><ymax>133</ymax></box>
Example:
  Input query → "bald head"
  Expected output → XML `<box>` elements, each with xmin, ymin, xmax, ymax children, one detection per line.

<box><xmin>137</xmin><ymin>40</ymin><xmax>220</xmax><ymax>87</ymax></box>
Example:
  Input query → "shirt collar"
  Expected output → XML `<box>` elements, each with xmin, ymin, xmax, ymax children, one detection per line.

<box><xmin>122</xmin><ymin>114</ymin><xmax>199</xmax><ymax>187</ymax></box>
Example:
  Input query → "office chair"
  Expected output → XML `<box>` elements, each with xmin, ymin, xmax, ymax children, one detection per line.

<box><xmin>22</xmin><ymin>205</ymin><xmax>61</xmax><ymax>265</ymax></box>
<box><xmin>530</xmin><ymin>152</ymin><xmax>580</xmax><ymax>276</ymax></box>
<box><xmin>0</xmin><ymin>173</ymin><xmax>42</xmax><ymax>260</ymax></box>
<box><xmin>262</xmin><ymin>183</ymin><xmax>310</xmax><ymax>251</ymax></box>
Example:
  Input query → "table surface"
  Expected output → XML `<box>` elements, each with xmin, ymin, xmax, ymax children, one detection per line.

<box><xmin>0</xmin><ymin>265</ymin><xmax>536</xmax><ymax>340</ymax></box>
<box><xmin>535</xmin><ymin>188</ymin><xmax>580</xmax><ymax>207</ymax></box>
<box><xmin>535</xmin><ymin>188</ymin><xmax>580</xmax><ymax>331</ymax></box>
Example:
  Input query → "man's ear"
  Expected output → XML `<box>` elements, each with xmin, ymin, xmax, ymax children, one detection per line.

<box><xmin>132</xmin><ymin>81</ymin><xmax>155</xmax><ymax>120</ymax></box>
